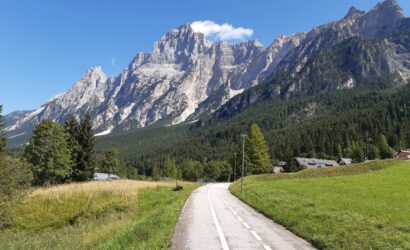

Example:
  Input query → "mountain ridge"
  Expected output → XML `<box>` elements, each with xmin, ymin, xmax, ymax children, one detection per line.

<box><xmin>6</xmin><ymin>0</ymin><xmax>410</xmax><ymax>149</ymax></box>
<box><xmin>5</xmin><ymin>24</ymin><xmax>305</xmax><ymax>142</ymax></box>
<box><xmin>213</xmin><ymin>0</ymin><xmax>410</xmax><ymax>119</ymax></box>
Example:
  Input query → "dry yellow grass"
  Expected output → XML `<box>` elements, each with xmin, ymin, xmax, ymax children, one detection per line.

<box><xmin>13</xmin><ymin>180</ymin><xmax>181</xmax><ymax>230</ymax></box>
<box><xmin>1</xmin><ymin>180</ymin><xmax>197</xmax><ymax>250</ymax></box>
<box><xmin>31</xmin><ymin>179</ymin><xmax>175</xmax><ymax>196</ymax></box>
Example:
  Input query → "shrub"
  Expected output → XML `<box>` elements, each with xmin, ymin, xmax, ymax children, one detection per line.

<box><xmin>0</xmin><ymin>154</ymin><xmax>33</xmax><ymax>229</ymax></box>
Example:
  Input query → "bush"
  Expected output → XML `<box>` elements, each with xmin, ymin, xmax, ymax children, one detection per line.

<box><xmin>0</xmin><ymin>154</ymin><xmax>33</xmax><ymax>229</ymax></box>
<box><xmin>173</xmin><ymin>185</ymin><xmax>183</xmax><ymax>191</ymax></box>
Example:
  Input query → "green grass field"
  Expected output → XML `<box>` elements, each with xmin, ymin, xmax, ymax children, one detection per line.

<box><xmin>230</xmin><ymin>160</ymin><xmax>410</xmax><ymax>249</ymax></box>
<box><xmin>0</xmin><ymin>180</ymin><xmax>198</xmax><ymax>250</ymax></box>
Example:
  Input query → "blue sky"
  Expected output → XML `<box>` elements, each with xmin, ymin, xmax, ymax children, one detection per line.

<box><xmin>1</xmin><ymin>0</ymin><xmax>409</xmax><ymax>114</ymax></box>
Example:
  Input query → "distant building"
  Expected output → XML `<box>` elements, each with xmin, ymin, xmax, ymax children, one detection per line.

<box><xmin>395</xmin><ymin>150</ymin><xmax>410</xmax><ymax>160</ymax></box>
<box><xmin>273</xmin><ymin>166</ymin><xmax>284</xmax><ymax>173</ymax></box>
<box><xmin>273</xmin><ymin>161</ymin><xmax>286</xmax><ymax>173</ymax></box>
<box><xmin>339</xmin><ymin>158</ymin><xmax>353</xmax><ymax>165</ymax></box>
<box><xmin>93</xmin><ymin>173</ymin><xmax>120</xmax><ymax>181</ymax></box>
<box><xmin>295</xmin><ymin>157</ymin><xmax>339</xmax><ymax>169</ymax></box>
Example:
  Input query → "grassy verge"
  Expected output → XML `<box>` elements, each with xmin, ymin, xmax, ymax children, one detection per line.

<box><xmin>0</xmin><ymin>180</ymin><xmax>198</xmax><ymax>250</ymax></box>
<box><xmin>230</xmin><ymin>160</ymin><xmax>410</xmax><ymax>249</ymax></box>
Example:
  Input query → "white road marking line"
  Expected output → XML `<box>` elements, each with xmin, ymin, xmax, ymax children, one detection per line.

<box><xmin>207</xmin><ymin>188</ymin><xmax>230</xmax><ymax>250</ymax></box>
<box><xmin>226</xmin><ymin>194</ymin><xmax>271</xmax><ymax>249</ymax></box>
<box><xmin>250</xmin><ymin>231</ymin><xmax>262</xmax><ymax>241</ymax></box>
<box><xmin>243</xmin><ymin>222</ymin><xmax>250</xmax><ymax>229</ymax></box>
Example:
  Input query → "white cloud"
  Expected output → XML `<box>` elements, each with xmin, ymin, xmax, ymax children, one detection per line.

<box><xmin>191</xmin><ymin>20</ymin><xmax>253</xmax><ymax>41</ymax></box>
<box><xmin>111</xmin><ymin>58</ymin><xmax>116</xmax><ymax>66</ymax></box>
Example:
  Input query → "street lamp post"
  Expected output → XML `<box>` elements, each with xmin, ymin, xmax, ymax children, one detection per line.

<box><xmin>365</xmin><ymin>131</ymin><xmax>369</xmax><ymax>161</ymax></box>
<box><xmin>233</xmin><ymin>153</ymin><xmax>237</xmax><ymax>181</ymax></box>
<box><xmin>241</xmin><ymin>134</ymin><xmax>247</xmax><ymax>195</ymax></box>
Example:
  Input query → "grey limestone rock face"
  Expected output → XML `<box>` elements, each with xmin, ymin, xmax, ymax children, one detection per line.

<box><xmin>6</xmin><ymin>24</ymin><xmax>304</xmax><ymax>137</ymax></box>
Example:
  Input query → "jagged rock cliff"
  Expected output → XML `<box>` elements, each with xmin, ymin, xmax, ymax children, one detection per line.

<box><xmin>5</xmin><ymin>24</ymin><xmax>304</xmax><ymax>139</ymax></box>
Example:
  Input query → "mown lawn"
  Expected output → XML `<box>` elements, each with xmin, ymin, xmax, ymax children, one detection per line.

<box><xmin>230</xmin><ymin>160</ymin><xmax>410</xmax><ymax>249</ymax></box>
<box><xmin>0</xmin><ymin>180</ymin><xmax>198</xmax><ymax>250</ymax></box>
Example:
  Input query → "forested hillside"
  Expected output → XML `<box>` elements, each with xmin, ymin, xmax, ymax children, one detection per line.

<box><xmin>97</xmin><ymin>83</ymin><xmax>410</xmax><ymax>174</ymax></box>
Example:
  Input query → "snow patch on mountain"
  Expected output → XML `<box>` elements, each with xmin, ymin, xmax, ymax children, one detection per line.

<box><xmin>95</xmin><ymin>127</ymin><xmax>113</xmax><ymax>137</ymax></box>
<box><xmin>8</xmin><ymin>132</ymin><xmax>26</xmax><ymax>139</ymax></box>
<box><xmin>229</xmin><ymin>88</ymin><xmax>245</xmax><ymax>98</ymax></box>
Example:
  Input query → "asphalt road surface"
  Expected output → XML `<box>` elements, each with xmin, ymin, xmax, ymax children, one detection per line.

<box><xmin>171</xmin><ymin>183</ymin><xmax>315</xmax><ymax>250</ymax></box>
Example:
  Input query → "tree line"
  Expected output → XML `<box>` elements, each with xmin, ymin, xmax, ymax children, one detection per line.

<box><xmin>124</xmin><ymin>123</ymin><xmax>273</xmax><ymax>181</ymax></box>
<box><xmin>118</xmin><ymin>86</ymin><xmax>409</xmax><ymax>174</ymax></box>
<box><xmin>2</xmin><ymin>110</ymin><xmax>128</xmax><ymax>186</ymax></box>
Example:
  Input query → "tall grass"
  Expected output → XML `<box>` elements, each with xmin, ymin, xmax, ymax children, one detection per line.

<box><xmin>0</xmin><ymin>180</ymin><xmax>197</xmax><ymax>250</ymax></box>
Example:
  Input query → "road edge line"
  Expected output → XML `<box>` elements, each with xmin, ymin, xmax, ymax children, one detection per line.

<box><xmin>207</xmin><ymin>187</ymin><xmax>230</xmax><ymax>250</ymax></box>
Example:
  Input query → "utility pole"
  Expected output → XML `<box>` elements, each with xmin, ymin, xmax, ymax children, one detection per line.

<box><xmin>241</xmin><ymin>134</ymin><xmax>247</xmax><ymax>195</ymax></box>
<box><xmin>233</xmin><ymin>153</ymin><xmax>237</xmax><ymax>181</ymax></box>
<box><xmin>365</xmin><ymin>131</ymin><xmax>369</xmax><ymax>161</ymax></box>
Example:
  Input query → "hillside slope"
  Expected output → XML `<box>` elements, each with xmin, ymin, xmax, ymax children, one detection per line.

<box><xmin>97</xmin><ymin>83</ymin><xmax>410</xmax><ymax>173</ymax></box>
<box><xmin>216</xmin><ymin>0</ymin><xmax>410</xmax><ymax>118</ymax></box>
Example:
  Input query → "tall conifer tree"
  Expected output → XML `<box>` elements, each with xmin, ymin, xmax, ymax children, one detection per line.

<box><xmin>245</xmin><ymin>123</ymin><xmax>272</xmax><ymax>174</ymax></box>
<box><xmin>75</xmin><ymin>112</ymin><xmax>96</xmax><ymax>181</ymax></box>
<box><xmin>24</xmin><ymin>120</ymin><xmax>72</xmax><ymax>185</ymax></box>
<box><xmin>65</xmin><ymin>115</ymin><xmax>80</xmax><ymax>179</ymax></box>
<box><xmin>377</xmin><ymin>134</ymin><xmax>394</xmax><ymax>159</ymax></box>
<box><xmin>101</xmin><ymin>147</ymin><xmax>123</xmax><ymax>176</ymax></box>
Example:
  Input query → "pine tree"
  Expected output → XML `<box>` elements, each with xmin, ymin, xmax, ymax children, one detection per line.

<box><xmin>75</xmin><ymin>112</ymin><xmax>96</xmax><ymax>181</ymax></box>
<box><xmin>0</xmin><ymin>105</ymin><xmax>6</xmax><ymax>154</ymax></box>
<box><xmin>351</xmin><ymin>146</ymin><xmax>364</xmax><ymax>163</ymax></box>
<box><xmin>65</xmin><ymin>115</ymin><xmax>80</xmax><ymax>178</ymax></box>
<box><xmin>245</xmin><ymin>123</ymin><xmax>272</xmax><ymax>174</ymax></box>
<box><xmin>368</xmin><ymin>144</ymin><xmax>380</xmax><ymax>160</ymax></box>
<box><xmin>377</xmin><ymin>134</ymin><xmax>394</xmax><ymax>159</ymax></box>
<box><xmin>151</xmin><ymin>164</ymin><xmax>160</xmax><ymax>181</ymax></box>
<box><xmin>336</xmin><ymin>143</ymin><xmax>343</xmax><ymax>159</ymax></box>
<box><xmin>24</xmin><ymin>120</ymin><xmax>72</xmax><ymax>185</ymax></box>
<box><xmin>101</xmin><ymin>147</ymin><xmax>123</xmax><ymax>176</ymax></box>
<box><xmin>176</xmin><ymin>167</ymin><xmax>182</xmax><ymax>180</ymax></box>
<box><xmin>307</xmin><ymin>150</ymin><xmax>317</xmax><ymax>158</ymax></box>
<box><xmin>162</xmin><ymin>156</ymin><xmax>177</xmax><ymax>178</ymax></box>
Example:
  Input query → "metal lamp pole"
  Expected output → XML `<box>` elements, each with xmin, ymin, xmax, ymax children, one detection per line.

<box><xmin>241</xmin><ymin>134</ymin><xmax>247</xmax><ymax>195</ymax></box>
<box><xmin>233</xmin><ymin>153</ymin><xmax>237</xmax><ymax>181</ymax></box>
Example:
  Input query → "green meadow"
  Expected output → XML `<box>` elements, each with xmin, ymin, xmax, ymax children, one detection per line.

<box><xmin>230</xmin><ymin>160</ymin><xmax>410</xmax><ymax>249</ymax></box>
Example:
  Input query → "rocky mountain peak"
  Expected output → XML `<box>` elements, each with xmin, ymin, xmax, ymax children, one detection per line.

<box><xmin>161</xmin><ymin>24</ymin><xmax>198</xmax><ymax>41</ymax></box>
<box><xmin>150</xmin><ymin>24</ymin><xmax>210</xmax><ymax>65</ymax></box>
<box><xmin>344</xmin><ymin>6</ymin><xmax>365</xmax><ymax>19</ymax></box>
<box><xmin>355</xmin><ymin>0</ymin><xmax>405</xmax><ymax>39</ymax></box>
<box><xmin>83</xmin><ymin>66</ymin><xmax>106</xmax><ymax>81</ymax></box>
<box><xmin>268</xmin><ymin>33</ymin><xmax>306</xmax><ymax>51</ymax></box>
<box><xmin>368</xmin><ymin>0</ymin><xmax>404</xmax><ymax>19</ymax></box>
<box><xmin>249</xmin><ymin>39</ymin><xmax>264</xmax><ymax>48</ymax></box>
<box><xmin>71</xmin><ymin>66</ymin><xmax>108</xmax><ymax>95</ymax></box>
